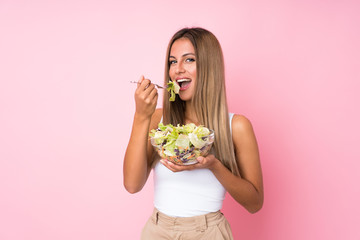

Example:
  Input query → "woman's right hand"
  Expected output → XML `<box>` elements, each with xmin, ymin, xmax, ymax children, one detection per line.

<box><xmin>134</xmin><ymin>75</ymin><xmax>158</xmax><ymax>119</ymax></box>
<box><xmin>124</xmin><ymin>76</ymin><xmax>160</xmax><ymax>194</ymax></box>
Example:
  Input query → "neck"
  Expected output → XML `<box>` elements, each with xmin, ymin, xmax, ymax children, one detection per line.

<box><xmin>184</xmin><ymin>101</ymin><xmax>199</xmax><ymax>125</ymax></box>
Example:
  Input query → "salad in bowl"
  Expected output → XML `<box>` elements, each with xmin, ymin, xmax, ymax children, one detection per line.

<box><xmin>150</xmin><ymin>123</ymin><xmax>214</xmax><ymax>165</ymax></box>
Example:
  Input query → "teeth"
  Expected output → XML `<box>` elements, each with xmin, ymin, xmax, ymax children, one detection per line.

<box><xmin>177</xmin><ymin>79</ymin><xmax>191</xmax><ymax>82</ymax></box>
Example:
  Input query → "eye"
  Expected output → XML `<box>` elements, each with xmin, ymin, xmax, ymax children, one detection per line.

<box><xmin>169</xmin><ymin>59</ymin><xmax>177</xmax><ymax>65</ymax></box>
<box><xmin>186</xmin><ymin>58</ymin><xmax>195</xmax><ymax>63</ymax></box>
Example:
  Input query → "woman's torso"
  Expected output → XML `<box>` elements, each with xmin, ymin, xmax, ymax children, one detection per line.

<box><xmin>152</xmin><ymin>113</ymin><xmax>234</xmax><ymax>217</ymax></box>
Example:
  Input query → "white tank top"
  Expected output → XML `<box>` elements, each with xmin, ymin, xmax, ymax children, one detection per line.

<box><xmin>153</xmin><ymin>113</ymin><xmax>235</xmax><ymax>217</ymax></box>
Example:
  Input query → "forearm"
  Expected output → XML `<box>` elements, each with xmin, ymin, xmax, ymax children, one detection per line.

<box><xmin>211</xmin><ymin>161</ymin><xmax>263</xmax><ymax>213</ymax></box>
<box><xmin>123</xmin><ymin>113</ymin><xmax>152</xmax><ymax>193</ymax></box>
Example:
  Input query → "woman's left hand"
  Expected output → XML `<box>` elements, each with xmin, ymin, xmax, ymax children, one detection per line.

<box><xmin>160</xmin><ymin>154</ymin><xmax>220</xmax><ymax>172</ymax></box>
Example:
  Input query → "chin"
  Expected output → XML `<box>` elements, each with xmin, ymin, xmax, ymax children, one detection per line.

<box><xmin>179</xmin><ymin>92</ymin><xmax>192</xmax><ymax>102</ymax></box>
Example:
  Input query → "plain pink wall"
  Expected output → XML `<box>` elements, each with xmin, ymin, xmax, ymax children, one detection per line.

<box><xmin>1</xmin><ymin>0</ymin><xmax>359</xmax><ymax>239</ymax></box>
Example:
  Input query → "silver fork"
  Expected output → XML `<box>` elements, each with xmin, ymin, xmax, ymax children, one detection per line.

<box><xmin>130</xmin><ymin>81</ymin><xmax>166</xmax><ymax>89</ymax></box>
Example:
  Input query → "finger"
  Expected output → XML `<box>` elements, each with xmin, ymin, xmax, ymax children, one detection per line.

<box><xmin>197</xmin><ymin>156</ymin><xmax>205</xmax><ymax>163</ymax></box>
<box><xmin>136</xmin><ymin>82</ymin><xmax>154</xmax><ymax>99</ymax></box>
<box><xmin>143</xmin><ymin>77</ymin><xmax>153</xmax><ymax>90</ymax></box>
<box><xmin>136</xmin><ymin>75</ymin><xmax>144</xmax><ymax>88</ymax></box>
<box><xmin>135</xmin><ymin>78</ymin><xmax>148</xmax><ymax>93</ymax></box>
<box><xmin>167</xmin><ymin>160</ymin><xmax>196</xmax><ymax>171</ymax></box>
<box><xmin>138</xmin><ymin>78</ymin><xmax>151</xmax><ymax>90</ymax></box>
<box><xmin>139</xmin><ymin>75</ymin><xmax>144</xmax><ymax>84</ymax></box>
<box><xmin>149</xmin><ymin>87</ymin><xmax>158</xmax><ymax>101</ymax></box>
<box><xmin>162</xmin><ymin>160</ymin><xmax>185</xmax><ymax>172</ymax></box>
<box><xmin>167</xmin><ymin>161</ymin><xmax>181</xmax><ymax>170</ymax></box>
<box><xmin>144</xmin><ymin>82</ymin><xmax>156</xmax><ymax>94</ymax></box>
<box><xmin>160</xmin><ymin>160</ymin><xmax>178</xmax><ymax>172</ymax></box>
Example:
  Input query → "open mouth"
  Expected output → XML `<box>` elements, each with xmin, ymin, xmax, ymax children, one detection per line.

<box><xmin>176</xmin><ymin>79</ymin><xmax>192</xmax><ymax>90</ymax></box>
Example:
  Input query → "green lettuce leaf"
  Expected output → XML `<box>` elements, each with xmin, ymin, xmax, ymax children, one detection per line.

<box><xmin>167</xmin><ymin>80</ymin><xmax>180</xmax><ymax>102</ymax></box>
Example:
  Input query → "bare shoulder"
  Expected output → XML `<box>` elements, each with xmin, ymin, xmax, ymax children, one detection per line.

<box><xmin>232</xmin><ymin>114</ymin><xmax>254</xmax><ymax>134</ymax></box>
<box><xmin>231</xmin><ymin>114</ymin><xmax>258</xmax><ymax>148</ymax></box>
<box><xmin>150</xmin><ymin>108</ymin><xmax>163</xmax><ymax>130</ymax></box>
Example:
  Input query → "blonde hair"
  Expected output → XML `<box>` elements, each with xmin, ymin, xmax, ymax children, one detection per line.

<box><xmin>162</xmin><ymin>27</ymin><xmax>240</xmax><ymax>176</ymax></box>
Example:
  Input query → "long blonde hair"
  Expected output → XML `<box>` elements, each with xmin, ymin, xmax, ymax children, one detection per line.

<box><xmin>162</xmin><ymin>27</ymin><xmax>240</xmax><ymax>176</ymax></box>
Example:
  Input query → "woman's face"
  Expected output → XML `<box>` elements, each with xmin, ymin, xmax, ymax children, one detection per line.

<box><xmin>169</xmin><ymin>38</ymin><xmax>196</xmax><ymax>102</ymax></box>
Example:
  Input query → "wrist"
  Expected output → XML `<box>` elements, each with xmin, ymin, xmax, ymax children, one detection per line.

<box><xmin>208</xmin><ymin>157</ymin><xmax>223</xmax><ymax>172</ymax></box>
<box><xmin>134</xmin><ymin>112</ymin><xmax>152</xmax><ymax>123</ymax></box>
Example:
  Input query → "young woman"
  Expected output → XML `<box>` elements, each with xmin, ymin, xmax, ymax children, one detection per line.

<box><xmin>124</xmin><ymin>27</ymin><xmax>263</xmax><ymax>240</ymax></box>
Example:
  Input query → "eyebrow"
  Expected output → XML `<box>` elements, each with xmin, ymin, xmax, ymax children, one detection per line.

<box><xmin>169</xmin><ymin>53</ymin><xmax>195</xmax><ymax>59</ymax></box>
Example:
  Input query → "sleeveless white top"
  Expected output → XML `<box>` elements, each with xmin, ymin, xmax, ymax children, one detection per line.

<box><xmin>153</xmin><ymin>113</ymin><xmax>235</xmax><ymax>217</ymax></box>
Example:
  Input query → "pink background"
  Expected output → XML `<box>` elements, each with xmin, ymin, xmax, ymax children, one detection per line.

<box><xmin>1</xmin><ymin>0</ymin><xmax>359</xmax><ymax>239</ymax></box>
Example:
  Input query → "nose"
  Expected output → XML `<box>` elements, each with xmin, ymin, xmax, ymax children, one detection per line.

<box><xmin>175</xmin><ymin>62</ymin><xmax>185</xmax><ymax>74</ymax></box>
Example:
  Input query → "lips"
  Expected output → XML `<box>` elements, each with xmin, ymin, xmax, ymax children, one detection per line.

<box><xmin>176</xmin><ymin>78</ymin><xmax>192</xmax><ymax>91</ymax></box>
